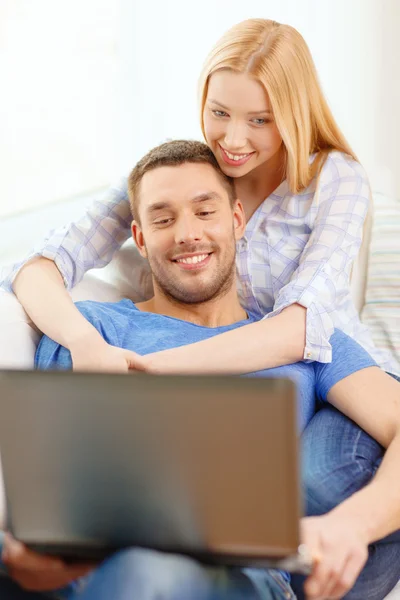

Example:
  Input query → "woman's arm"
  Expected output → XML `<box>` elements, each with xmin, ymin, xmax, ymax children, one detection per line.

<box><xmin>14</xmin><ymin>258</ymin><xmax>146</xmax><ymax>372</ymax></box>
<box><xmin>263</xmin><ymin>153</ymin><xmax>370</xmax><ymax>364</ymax></box>
<box><xmin>13</xmin><ymin>257</ymin><xmax>101</xmax><ymax>349</ymax></box>
<box><xmin>146</xmin><ymin>303</ymin><xmax>306</xmax><ymax>374</ymax></box>
<box><xmin>144</xmin><ymin>154</ymin><xmax>369</xmax><ymax>374</ymax></box>
<box><xmin>2</xmin><ymin>178</ymin><xmax>132</xmax><ymax>294</ymax></box>
<box><xmin>5</xmin><ymin>180</ymin><xmax>136</xmax><ymax>369</ymax></box>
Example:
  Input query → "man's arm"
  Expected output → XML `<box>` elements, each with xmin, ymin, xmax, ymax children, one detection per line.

<box><xmin>326</xmin><ymin>366</ymin><xmax>400</xmax><ymax>541</ymax></box>
<box><xmin>304</xmin><ymin>359</ymin><xmax>400</xmax><ymax>599</ymax></box>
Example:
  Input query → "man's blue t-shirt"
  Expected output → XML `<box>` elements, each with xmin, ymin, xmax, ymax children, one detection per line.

<box><xmin>35</xmin><ymin>299</ymin><xmax>377</xmax><ymax>433</ymax></box>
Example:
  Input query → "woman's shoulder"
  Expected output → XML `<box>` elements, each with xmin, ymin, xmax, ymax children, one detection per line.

<box><xmin>318</xmin><ymin>150</ymin><xmax>369</xmax><ymax>186</ymax></box>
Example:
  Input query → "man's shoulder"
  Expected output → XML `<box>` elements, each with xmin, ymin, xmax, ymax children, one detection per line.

<box><xmin>329</xmin><ymin>328</ymin><xmax>372</xmax><ymax>359</ymax></box>
<box><xmin>74</xmin><ymin>298</ymin><xmax>136</xmax><ymax>320</ymax></box>
<box><xmin>74</xmin><ymin>299</ymin><xmax>143</xmax><ymax>340</ymax></box>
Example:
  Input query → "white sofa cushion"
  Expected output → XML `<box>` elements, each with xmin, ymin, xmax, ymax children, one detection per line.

<box><xmin>0</xmin><ymin>241</ymin><xmax>153</xmax><ymax>371</ymax></box>
<box><xmin>361</xmin><ymin>193</ymin><xmax>400</xmax><ymax>376</ymax></box>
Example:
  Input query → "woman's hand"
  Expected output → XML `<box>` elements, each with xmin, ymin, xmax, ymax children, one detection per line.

<box><xmin>70</xmin><ymin>333</ymin><xmax>149</xmax><ymax>373</ymax></box>
<box><xmin>301</xmin><ymin>514</ymin><xmax>369</xmax><ymax>599</ymax></box>
<box><xmin>2</xmin><ymin>533</ymin><xmax>95</xmax><ymax>592</ymax></box>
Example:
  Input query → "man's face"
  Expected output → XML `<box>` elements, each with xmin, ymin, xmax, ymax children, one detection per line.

<box><xmin>132</xmin><ymin>162</ymin><xmax>245</xmax><ymax>305</ymax></box>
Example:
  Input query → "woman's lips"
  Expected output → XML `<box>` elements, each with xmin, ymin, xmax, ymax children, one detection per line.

<box><xmin>219</xmin><ymin>144</ymin><xmax>255</xmax><ymax>167</ymax></box>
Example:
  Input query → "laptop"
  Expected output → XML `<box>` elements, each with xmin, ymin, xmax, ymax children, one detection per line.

<box><xmin>0</xmin><ymin>369</ymin><xmax>311</xmax><ymax>573</ymax></box>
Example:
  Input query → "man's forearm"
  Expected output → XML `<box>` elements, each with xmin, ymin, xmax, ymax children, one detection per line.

<box><xmin>330</xmin><ymin>433</ymin><xmax>400</xmax><ymax>543</ymax></box>
<box><xmin>13</xmin><ymin>257</ymin><xmax>101</xmax><ymax>349</ymax></box>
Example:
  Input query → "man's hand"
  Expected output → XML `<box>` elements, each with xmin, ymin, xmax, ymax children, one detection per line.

<box><xmin>2</xmin><ymin>534</ymin><xmax>95</xmax><ymax>592</ymax></box>
<box><xmin>70</xmin><ymin>335</ymin><xmax>149</xmax><ymax>373</ymax></box>
<box><xmin>301</xmin><ymin>514</ymin><xmax>369</xmax><ymax>599</ymax></box>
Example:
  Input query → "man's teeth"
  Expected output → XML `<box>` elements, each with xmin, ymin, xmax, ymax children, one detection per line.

<box><xmin>225</xmin><ymin>150</ymin><xmax>250</xmax><ymax>161</ymax></box>
<box><xmin>176</xmin><ymin>254</ymin><xmax>208</xmax><ymax>265</ymax></box>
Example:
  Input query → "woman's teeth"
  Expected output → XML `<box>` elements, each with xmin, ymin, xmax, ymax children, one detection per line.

<box><xmin>224</xmin><ymin>150</ymin><xmax>251</xmax><ymax>161</ymax></box>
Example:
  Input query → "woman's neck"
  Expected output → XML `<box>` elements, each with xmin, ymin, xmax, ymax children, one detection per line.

<box><xmin>235</xmin><ymin>148</ymin><xmax>286</xmax><ymax>222</ymax></box>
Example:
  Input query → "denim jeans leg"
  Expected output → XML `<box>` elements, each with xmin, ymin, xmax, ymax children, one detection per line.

<box><xmin>297</xmin><ymin>403</ymin><xmax>400</xmax><ymax>600</ymax></box>
<box><xmin>72</xmin><ymin>548</ymin><xmax>252</xmax><ymax>600</ymax></box>
<box><xmin>71</xmin><ymin>548</ymin><xmax>294</xmax><ymax>600</ymax></box>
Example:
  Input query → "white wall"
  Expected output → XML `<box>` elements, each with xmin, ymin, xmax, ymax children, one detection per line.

<box><xmin>0</xmin><ymin>0</ymin><xmax>118</xmax><ymax>219</ymax></box>
<box><xmin>1</xmin><ymin>0</ymin><xmax>398</xmax><ymax>267</ymax></box>
<box><xmin>116</xmin><ymin>0</ymin><xmax>400</xmax><ymax>197</ymax></box>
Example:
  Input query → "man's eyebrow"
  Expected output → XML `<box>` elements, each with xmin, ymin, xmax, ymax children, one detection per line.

<box><xmin>146</xmin><ymin>192</ymin><xmax>222</xmax><ymax>214</ymax></box>
<box><xmin>191</xmin><ymin>192</ymin><xmax>222</xmax><ymax>203</ymax></box>
<box><xmin>208</xmin><ymin>99</ymin><xmax>272</xmax><ymax>115</ymax></box>
<box><xmin>147</xmin><ymin>201</ymin><xmax>172</xmax><ymax>214</ymax></box>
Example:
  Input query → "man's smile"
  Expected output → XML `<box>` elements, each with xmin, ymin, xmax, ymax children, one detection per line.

<box><xmin>171</xmin><ymin>252</ymin><xmax>213</xmax><ymax>270</ymax></box>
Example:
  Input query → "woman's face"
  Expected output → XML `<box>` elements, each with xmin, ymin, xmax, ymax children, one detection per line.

<box><xmin>203</xmin><ymin>70</ymin><xmax>283</xmax><ymax>179</ymax></box>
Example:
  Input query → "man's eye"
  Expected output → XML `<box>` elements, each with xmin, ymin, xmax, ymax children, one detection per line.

<box><xmin>154</xmin><ymin>218</ymin><xmax>173</xmax><ymax>225</ymax></box>
<box><xmin>212</xmin><ymin>110</ymin><xmax>228</xmax><ymax>118</ymax></box>
<box><xmin>198</xmin><ymin>211</ymin><xmax>215</xmax><ymax>217</ymax></box>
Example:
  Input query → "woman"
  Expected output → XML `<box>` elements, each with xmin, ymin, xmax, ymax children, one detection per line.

<box><xmin>2</xmin><ymin>18</ymin><xmax>400</xmax><ymax>599</ymax></box>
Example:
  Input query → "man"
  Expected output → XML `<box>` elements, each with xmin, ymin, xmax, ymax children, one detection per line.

<box><xmin>2</xmin><ymin>141</ymin><xmax>400</xmax><ymax>600</ymax></box>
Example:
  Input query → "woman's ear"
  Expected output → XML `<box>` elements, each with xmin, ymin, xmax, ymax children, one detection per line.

<box><xmin>233</xmin><ymin>200</ymin><xmax>246</xmax><ymax>241</ymax></box>
<box><xmin>131</xmin><ymin>221</ymin><xmax>147</xmax><ymax>258</ymax></box>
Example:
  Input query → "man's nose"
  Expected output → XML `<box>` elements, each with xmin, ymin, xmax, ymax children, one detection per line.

<box><xmin>174</xmin><ymin>215</ymin><xmax>203</xmax><ymax>244</ymax></box>
<box><xmin>224</xmin><ymin>121</ymin><xmax>247</xmax><ymax>150</ymax></box>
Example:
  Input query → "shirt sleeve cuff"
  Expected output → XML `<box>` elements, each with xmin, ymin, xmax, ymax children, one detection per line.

<box><xmin>0</xmin><ymin>244</ymin><xmax>74</xmax><ymax>294</ymax></box>
<box><xmin>262</xmin><ymin>297</ymin><xmax>334</xmax><ymax>363</ymax></box>
<box><xmin>0</xmin><ymin>252</ymin><xmax>43</xmax><ymax>294</ymax></box>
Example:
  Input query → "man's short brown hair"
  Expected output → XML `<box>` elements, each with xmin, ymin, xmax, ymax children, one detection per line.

<box><xmin>127</xmin><ymin>140</ymin><xmax>236</xmax><ymax>222</ymax></box>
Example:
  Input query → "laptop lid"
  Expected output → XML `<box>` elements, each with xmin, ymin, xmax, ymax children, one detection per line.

<box><xmin>0</xmin><ymin>370</ymin><xmax>305</xmax><ymax>568</ymax></box>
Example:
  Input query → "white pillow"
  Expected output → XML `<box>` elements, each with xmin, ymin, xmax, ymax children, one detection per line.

<box><xmin>361</xmin><ymin>193</ymin><xmax>400</xmax><ymax>376</ymax></box>
<box><xmin>0</xmin><ymin>276</ymin><xmax>124</xmax><ymax>371</ymax></box>
<box><xmin>0</xmin><ymin>242</ymin><xmax>153</xmax><ymax>370</ymax></box>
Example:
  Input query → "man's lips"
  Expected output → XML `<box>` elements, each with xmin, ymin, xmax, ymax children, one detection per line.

<box><xmin>219</xmin><ymin>144</ymin><xmax>255</xmax><ymax>167</ymax></box>
<box><xmin>171</xmin><ymin>252</ymin><xmax>212</xmax><ymax>270</ymax></box>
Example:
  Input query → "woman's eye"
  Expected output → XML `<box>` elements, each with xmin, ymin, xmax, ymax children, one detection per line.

<box><xmin>251</xmin><ymin>118</ymin><xmax>268</xmax><ymax>126</ymax></box>
<box><xmin>212</xmin><ymin>109</ymin><xmax>228</xmax><ymax>118</ymax></box>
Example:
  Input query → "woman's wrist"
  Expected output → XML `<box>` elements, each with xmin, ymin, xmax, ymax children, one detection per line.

<box><xmin>66</xmin><ymin>322</ymin><xmax>104</xmax><ymax>352</ymax></box>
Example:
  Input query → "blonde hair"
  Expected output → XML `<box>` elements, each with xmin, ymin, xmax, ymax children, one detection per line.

<box><xmin>199</xmin><ymin>19</ymin><xmax>358</xmax><ymax>193</ymax></box>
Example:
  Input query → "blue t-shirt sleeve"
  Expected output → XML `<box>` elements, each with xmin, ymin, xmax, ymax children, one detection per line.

<box><xmin>314</xmin><ymin>329</ymin><xmax>377</xmax><ymax>401</ymax></box>
<box><xmin>35</xmin><ymin>301</ymin><xmax>120</xmax><ymax>370</ymax></box>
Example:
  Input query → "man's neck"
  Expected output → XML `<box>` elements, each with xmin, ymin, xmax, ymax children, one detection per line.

<box><xmin>136</xmin><ymin>286</ymin><xmax>247</xmax><ymax>328</ymax></box>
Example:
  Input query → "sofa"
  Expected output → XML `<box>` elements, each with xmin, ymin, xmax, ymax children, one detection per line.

<box><xmin>0</xmin><ymin>191</ymin><xmax>399</xmax><ymax>598</ymax></box>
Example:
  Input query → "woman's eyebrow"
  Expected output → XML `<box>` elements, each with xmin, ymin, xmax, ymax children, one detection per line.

<box><xmin>248</xmin><ymin>108</ymin><xmax>272</xmax><ymax>115</ymax></box>
<box><xmin>208</xmin><ymin>99</ymin><xmax>271</xmax><ymax>115</ymax></box>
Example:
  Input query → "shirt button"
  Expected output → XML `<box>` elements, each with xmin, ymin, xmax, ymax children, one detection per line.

<box><xmin>305</xmin><ymin>349</ymin><xmax>313</xmax><ymax>359</ymax></box>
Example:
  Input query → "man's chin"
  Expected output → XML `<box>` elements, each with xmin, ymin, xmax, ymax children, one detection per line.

<box><xmin>161</xmin><ymin>282</ymin><xmax>220</xmax><ymax>305</ymax></box>
<box><xmin>168</xmin><ymin>290</ymin><xmax>217</xmax><ymax>305</ymax></box>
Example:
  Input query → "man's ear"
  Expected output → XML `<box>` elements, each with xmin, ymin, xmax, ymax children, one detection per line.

<box><xmin>232</xmin><ymin>200</ymin><xmax>246</xmax><ymax>241</ymax></box>
<box><xmin>131</xmin><ymin>220</ymin><xmax>147</xmax><ymax>258</ymax></box>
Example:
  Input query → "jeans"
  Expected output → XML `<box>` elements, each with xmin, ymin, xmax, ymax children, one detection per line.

<box><xmin>0</xmin><ymin>548</ymin><xmax>295</xmax><ymax>600</ymax></box>
<box><xmin>292</xmin><ymin>371</ymin><xmax>400</xmax><ymax>600</ymax></box>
